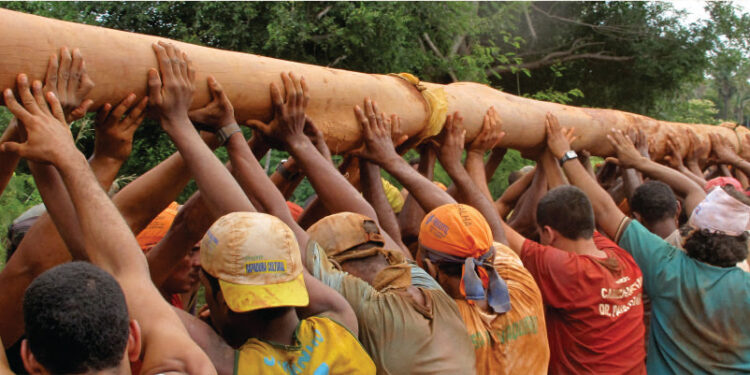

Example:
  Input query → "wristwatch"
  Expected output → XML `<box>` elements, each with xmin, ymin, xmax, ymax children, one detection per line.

<box><xmin>559</xmin><ymin>150</ymin><xmax>578</xmax><ymax>165</ymax></box>
<box><xmin>277</xmin><ymin>159</ymin><xmax>300</xmax><ymax>180</ymax></box>
<box><xmin>216</xmin><ymin>123</ymin><xmax>242</xmax><ymax>146</ymax></box>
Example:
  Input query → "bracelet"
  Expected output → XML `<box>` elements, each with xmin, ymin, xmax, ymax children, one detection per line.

<box><xmin>277</xmin><ymin>161</ymin><xmax>300</xmax><ymax>180</ymax></box>
<box><xmin>216</xmin><ymin>123</ymin><xmax>241</xmax><ymax>146</ymax></box>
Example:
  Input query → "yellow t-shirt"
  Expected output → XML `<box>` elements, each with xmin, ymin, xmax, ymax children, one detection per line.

<box><xmin>235</xmin><ymin>316</ymin><xmax>375</xmax><ymax>375</ymax></box>
<box><xmin>456</xmin><ymin>243</ymin><xmax>550</xmax><ymax>375</ymax></box>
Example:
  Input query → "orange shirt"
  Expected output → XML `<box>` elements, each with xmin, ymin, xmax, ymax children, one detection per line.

<box><xmin>456</xmin><ymin>243</ymin><xmax>550</xmax><ymax>375</ymax></box>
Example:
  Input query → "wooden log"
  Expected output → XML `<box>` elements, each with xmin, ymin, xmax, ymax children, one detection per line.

<box><xmin>0</xmin><ymin>8</ymin><xmax>747</xmax><ymax>160</ymax></box>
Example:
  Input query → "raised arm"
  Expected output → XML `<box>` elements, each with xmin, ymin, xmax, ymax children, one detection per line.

<box><xmin>608</xmin><ymin>129</ymin><xmax>705</xmax><ymax>216</ymax></box>
<box><xmin>360</xmin><ymin>158</ymin><xmax>410</xmax><ymax>256</ymax></box>
<box><xmin>0</xmin><ymin>120</ymin><xmax>21</xmax><ymax>197</ymax></box>
<box><xmin>663</xmin><ymin>133</ymin><xmax>707</xmax><ymax>188</ymax></box>
<box><xmin>0</xmin><ymin>334</ymin><xmax>11</xmax><ymax>375</ymax></box>
<box><xmin>495</xmin><ymin>165</ymin><xmax>536</xmax><ymax>219</ymax></box>
<box><xmin>353</xmin><ymin>99</ymin><xmax>455</xmax><ymax>213</ymax></box>
<box><xmin>711</xmin><ymin>133</ymin><xmax>750</xmax><ymax>182</ymax></box>
<box><xmin>398</xmin><ymin>145</ymin><xmax>436</xmax><ymax>245</ymax></box>
<box><xmin>437</xmin><ymin>112</ymin><xmax>507</xmax><ymax>244</ymax></box>
<box><xmin>464</xmin><ymin>107</ymin><xmax>504</xmax><ymax>201</ymax></box>
<box><xmin>148</xmin><ymin>42</ymin><xmax>252</xmax><ymax>217</ymax></box>
<box><xmin>0</xmin><ymin>62</ymin><xmax>215</xmax><ymax>374</ymax></box>
<box><xmin>544</xmin><ymin>113</ymin><xmax>626</xmax><ymax>238</ymax></box>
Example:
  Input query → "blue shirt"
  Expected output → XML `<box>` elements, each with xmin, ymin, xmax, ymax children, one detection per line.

<box><xmin>619</xmin><ymin>220</ymin><xmax>750</xmax><ymax>374</ymax></box>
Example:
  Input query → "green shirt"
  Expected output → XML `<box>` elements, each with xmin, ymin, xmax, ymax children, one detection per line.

<box><xmin>619</xmin><ymin>220</ymin><xmax>750</xmax><ymax>374</ymax></box>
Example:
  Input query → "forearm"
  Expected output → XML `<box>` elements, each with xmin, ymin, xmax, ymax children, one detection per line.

<box><xmin>444</xmin><ymin>162</ymin><xmax>507</xmax><ymax>244</ymax></box>
<box><xmin>677</xmin><ymin>164</ymin><xmax>707</xmax><ymax>189</ymax></box>
<box><xmin>113</xmin><ymin>152</ymin><xmax>193</xmax><ymax>234</ymax></box>
<box><xmin>87</xmin><ymin>156</ymin><xmax>124</xmax><ymax>192</ymax></box>
<box><xmin>686</xmin><ymin>160</ymin><xmax>705</xmax><ymax>179</ymax></box>
<box><xmin>540</xmin><ymin>150</ymin><xmax>565</xmax><ymax>189</ymax></box>
<box><xmin>360</xmin><ymin>159</ymin><xmax>408</xmax><ymax>256</ymax></box>
<box><xmin>562</xmin><ymin>159</ymin><xmax>625</xmax><ymax>238</ymax></box>
<box><xmin>729</xmin><ymin>158</ymin><xmax>750</xmax><ymax>181</ymax></box>
<box><xmin>28</xmin><ymin>162</ymin><xmax>87</xmax><ymax>259</ymax></box>
<box><xmin>287</xmin><ymin>138</ymin><xmax>377</xmax><ymax>220</ymax></box>
<box><xmin>381</xmin><ymin>155</ymin><xmax>455</xmax><ymax>213</ymax></box>
<box><xmin>269</xmin><ymin>158</ymin><xmax>305</xmax><ymax>200</ymax></box>
<box><xmin>465</xmin><ymin>151</ymin><xmax>493</xmax><ymax>201</ymax></box>
<box><xmin>0</xmin><ymin>119</ymin><xmax>21</xmax><ymax>196</ymax></box>
<box><xmin>485</xmin><ymin>148</ymin><xmax>507</xmax><ymax>183</ymax></box>
<box><xmin>226</xmin><ymin>134</ymin><xmax>307</xmax><ymax>244</ymax></box>
<box><xmin>147</xmin><ymin>192</ymin><xmax>213</xmax><ymax>287</ymax></box>
<box><xmin>622</xmin><ymin>168</ymin><xmax>643</xmax><ymax>201</ymax></box>
<box><xmin>165</xmin><ymin>122</ymin><xmax>253</xmax><ymax>217</ymax></box>
<box><xmin>632</xmin><ymin>157</ymin><xmax>705</xmax><ymax>214</ymax></box>
<box><xmin>496</xmin><ymin>166</ymin><xmax>535</xmax><ymax>208</ymax></box>
<box><xmin>736</xmin><ymin>169</ymin><xmax>749</xmax><ymax>189</ymax></box>
<box><xmin>56</xmin><ymin>150</ymin><xmax>149</xmax><ymax>277</ymax></box>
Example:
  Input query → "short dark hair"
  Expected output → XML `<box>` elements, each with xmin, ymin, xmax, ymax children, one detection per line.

<box><xmin>23</xmin><ymin>262</ymin><xmax>130</xmax><ymax>373</ymax></box>
<box><xmin>630</xmin><ymin>181</ymin><xmax>678</xmax><ymax>224</ymax></box>
<box><xmin>684</xmin><ymin>229</ymin><xmax>749</xmax><ymax>267</ymax></box>
<box><xmin>536</xmin><ymin>186</ymin><xmax>595</xmax><ymax>240</ymax></box>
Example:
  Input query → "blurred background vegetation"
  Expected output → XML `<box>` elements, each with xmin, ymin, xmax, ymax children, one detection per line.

<box><xmin>1</xmin><ymin>1</ymin><xmax>749</xmax><ymax>265</ymax></box>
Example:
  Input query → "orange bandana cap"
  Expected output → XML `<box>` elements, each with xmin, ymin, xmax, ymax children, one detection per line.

<box><xmin>136</xmin><ymin>202</ymin><xmax>180</xmax><ymax>252</ymax></box>
<box><xmin>286</xmin><ymin>201</ymin><xmax>304</xmax><ymax>222</ymax></box>
<box><xmin>419</xmin><ymin>203</ymin><xmax>493</xmax><ymax>258</ymax></box>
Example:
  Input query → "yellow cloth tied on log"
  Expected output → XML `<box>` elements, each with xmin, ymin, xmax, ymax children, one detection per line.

<box><xmin>390</xmin><ymin>73</ymin><xmax>448</xmax><ymax>143</ymax></box>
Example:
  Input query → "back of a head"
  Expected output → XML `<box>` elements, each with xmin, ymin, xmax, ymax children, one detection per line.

<box><xmin>630</xmin><ymin>181</ymin><xmax>678</xmax><ymax>225</ymax></box>
<box><xmin>23</xmin><ymin>262</ymin><xmax>130</xmax><ymax>374</ymax></box>
<box><xmin>536</xmin><ymin>186</ymin><xmax>595</xmax><ymax>240</ymax></box>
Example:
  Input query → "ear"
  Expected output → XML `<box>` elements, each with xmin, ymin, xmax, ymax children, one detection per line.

<box><xmin>543</xmin><ymin>225</ymin><xmax>558</xmax><ymax>245</ymax></box>
<box><xmin>632</xmin><ymin>212</ymin><xmax>643</xmax><ymax>222</ymax></box>
<box><xmin>424</xmin><ymin>258</ymin><xmax>438</xmax><ymax>279</ymax></box>
<box><xmin>126</xmin><ymin>319</ymin><xmax>142</xmax><ymax>363</ymax></box>
<box><xmin>21</xmin><ymin>339</ymin><xmax>45</xmax><ymax>375</ymax></box>
<box><xmin>675</xmin><ymin>199</ymin><xmax>682</xmax><ymax>220</ymax></box>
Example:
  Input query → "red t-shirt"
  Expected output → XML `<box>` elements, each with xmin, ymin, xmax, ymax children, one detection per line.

<box><xmin>521</xmin><ymin>233</ymin><xmax>646</xmax><ymax>375</ymax></box>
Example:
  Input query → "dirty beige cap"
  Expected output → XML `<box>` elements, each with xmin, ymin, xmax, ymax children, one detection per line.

<box><xmin>200</xmin><ymin>212</ymin><xmax>308</xmax><ymax>313</ymax></box>
<box><xmin>307</xmin><ymin>212</ymin><xmax>385</xmax><ymax>257</ymax></box>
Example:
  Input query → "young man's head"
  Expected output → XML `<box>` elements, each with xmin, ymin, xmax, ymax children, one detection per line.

<box><xmin>199</xmin><ymin>212</ymin><xmax>308</xmax><ymax>341</ymax></box>
<box><xmin>418</xmin><ymin>204</ymin><xmax>511</xmax><ymax>314</ymax></box>
<box><xmin>307</xmin><ymin>212</ymin><xmax>400</xmax><ymax>287</ymax></box>
<box><xmin>137</xmin><ymin>202</ymin><xmax>201</xmax><ymax>295</ymax></box>
<box><xmin>630</xmin><ymin>181</ymin><xmax>680</xmax><ymax>229</ymax></box>
<box><xmin>535</xmin><ymin>186</ymin><xmax>595</xmax><ymax>245</ymax></box>
<box><xmin>22</xmin><ymin>262</ymin><xmax>140</xmax><ymax>374</ymax></box>
<box><xmin>685</xmin><ymin>186</ymin><xmax>750</xmax><ymax>267</ymax></box>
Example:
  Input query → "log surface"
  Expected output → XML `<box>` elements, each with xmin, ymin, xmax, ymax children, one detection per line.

<box><xmin>0</xmin><ymin>8</ymin><xmax>747</xmax><ymax>158</ymax></box>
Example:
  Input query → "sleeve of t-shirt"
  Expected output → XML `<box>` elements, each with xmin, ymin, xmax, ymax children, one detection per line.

<box><xmin>304</xmin><ymin>241</ymin><xmax>375</xmax><ymax>312</ymax></box>
<box><xmin>520</xmin><ymin>239</ymin><xmax>582</xmax><ymax>308</ymax></box>
<box><xmin>617</xmin><ymin>220</ymin><xmax>680</xmax><ymax>293</ymax></box>
<box><xmin>408</xmin><ymin>260</ymin><xmax>444</xmax><ymax>291</ymax></box>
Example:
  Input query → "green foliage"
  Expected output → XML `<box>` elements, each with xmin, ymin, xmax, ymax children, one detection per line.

<box><xmin>0</xmin><ymin>173</ymin><xmax>43</xmax><ymax>269</ymax></box>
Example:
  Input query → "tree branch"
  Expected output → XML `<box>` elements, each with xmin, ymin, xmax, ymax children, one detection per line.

<box><xmin>423</xmin><ymin>32</ymin><xmax>459</xmax><ymax>82</ymax></box>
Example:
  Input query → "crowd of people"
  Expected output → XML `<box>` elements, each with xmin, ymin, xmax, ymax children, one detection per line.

<box><xmin>0</xmin><ymin>42</ymin><xmax>748</xmax><ymax>375</ymax></box>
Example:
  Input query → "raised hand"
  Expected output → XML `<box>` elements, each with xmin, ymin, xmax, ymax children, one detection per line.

<box><xmin>663</xmin><ymin>132</ymin><xmax>686</xmax><ymax>169</ymax></box>
<box><xmin>468</xmin><ymin>106</ymin><xmax>505</xmax><ymax>157</ymax></box>
<box><xmin>627</xmin><ymin>127</ymin><xmax>650</xmax><ymax>158</ymax></box>
<box><xmin>304</xmin><ymin>116</ymin><xmax>333</xmax><ymax>163</ymax></box>
<box><xmin>91</xmin><ymin>93</ymin><xmax>148</xmax><ymax>162</ymax></box>
<box><xmin>148</xmin><ymin>41</ymin><xmax>196</xmax><ymax>126</ymax></box>
<box><xmin>437</xmin><ymin>111</ymin><xmax>466</xmax><ymax>169</ymax></box>
<box><xmin>710</xmin><ymin>133</ymin><xmax>742</xmax><ymax>165</ymax></box>
<box><xmin>544</xmin><ymin>112</ymin><xmax>576</xmax><ymax>159</ymax></box>
<box><xmin>43</xmin><ymin>47</ymin><xmax>95</xmax><ymax>123</ymax></box>
<box><xmin>605</xmin><ymin>129</ymin><xmax>646</xmax><ymax>169</ymax></box>
<box><xmin>1</xmin><ymin>74</ymin><xmax>76</xmax><ymax>164</ymax></box>
<box><xmin>188</xmin><ymin>75</ymin><xmax>236</xmax><ymax>130</ymax></box>
<box><xmin>351</xmin><ymin>98</ymin><xmax>400</xmax><ymax>163</ymax></box>
<box><xmin>687</xmin><ymin>130</ymin><xmax>709</xmax><ymax>167</ymax></box>
<box><xmin>247</xmin><ymin>72</ymin><xmax>309</xmax><ymax>146</ymax></box>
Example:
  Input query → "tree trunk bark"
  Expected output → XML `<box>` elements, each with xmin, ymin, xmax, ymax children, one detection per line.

<box><xmin>0</xmin><ymin>8</ymin><xmax>747</xmax><ymax>160</ymax></box>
